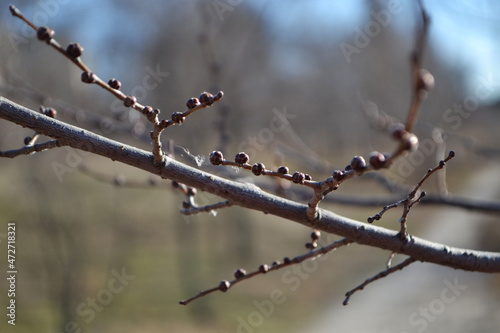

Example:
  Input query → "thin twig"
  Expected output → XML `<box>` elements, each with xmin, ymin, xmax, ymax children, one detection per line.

<box><xmin>181</xmin><ymin>200</ymin><xmax>233</xmax><ymax>215</ymax></box>
<box><xmin>405</xmin><ymin>0</ymin><xmax>430</xmax><ymax>133</ymax></box>
<box><xmin>386</xmin><ymin>252</ymin><xmax>395</xmax><ymax>269</ymax></box>
<box><xmin>368</xmin><ymin>151</ymin><xmax>456</xmax><ymax>229</ymax></box>
<box><xmin>8</xmin><ymin>5</ymin><xmax>223</xmax><ymax>165</ymax></box>
<box><xmin>180</xmin><ymin>238</ymin><xmax>353</xmax><ymax>305</ymax></box>
<box><xmin>0</xmin><ymin>140</ymin><xmax>60</xmax><ymax>158</ymax></box>
<box><xmin>343</xmin><ymin>257</ymin><xmax>417</xmax><ymax>305</ymax></box>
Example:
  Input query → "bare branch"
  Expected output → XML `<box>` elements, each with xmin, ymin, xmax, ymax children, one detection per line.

<box><xmin>181</xmin><ymin>200</ymin><xmax>233</xmax><ymax>215</ymax></box>
<box><xmin>368</xmin><ymin>151</ymin><xmax>456</xmax><ymax>232</ymax></box>
<box><xmin>180</xmin><ymin>237</ymin><xmax>353</xmax><ymax>305</ymax></box>
<box><xmin>343</xmin><ymin>257</ymin><xmax>417</xmax><ymax>306</ymax></box>
<box><xmin>0</xmin><ymin>139</ymin><xmax>60</xmax><ymax>158</ymax></box>
<box><xmin>405</xmin><ymin>0</ymin><xmax>431</xmax><ymax>133</ymax></box>
<box><xmin>1</xmin><ymin>97</ymin><xmax>499</xmax><ymax>273</ymax></box>
<box><xmin>8</xmin><ymin>5</ymin><xmax>223</xmax><ymax>165</ymax></box>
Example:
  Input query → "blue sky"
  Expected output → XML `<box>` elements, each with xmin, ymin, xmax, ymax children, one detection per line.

<box><xmin>4</xmin><ymin>0</ymin><xmax>499</xmax><ymax>101</ymax></box>
<box><xmin>255</xmin><ymin>0</ymin><xmax>500</xmax><ymax>100</ymax></box>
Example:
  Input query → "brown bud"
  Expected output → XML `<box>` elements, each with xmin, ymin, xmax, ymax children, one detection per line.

<box><xmin>277</xmin><ymin>166</ymin><xmax>289</xmax><ymax>175</ymax></box>
<box><xmin>108</xmin><ymin>78</ymin><xmax>121</xmax><ymax>90</ymax></box>
<box><xmin>171</xmin><ymin>112</ymin><xmax>185</xmax><ymax>124</ymax></box>
<box><xmin>159</xmin><ymin>119</ymin><xmax>169</xmax><ymax>128</ymax></box>
<box><xmin>234</xmin><ymin>152</ymin><xmax>249</xmax><ymax>164</ymax></box>
<box><xmin>292</xmin><ymin>171</ymin><xmax>305</xmax><ymax>184</ymax></box>
<box><xmin>218</xmin><ymin>280</ymin><xmax>230</xmax><ymax>292</ymax></box>
<box><xmin>332</xmin><ymin>170</ymin><xmax>344</xmax><ymax>181</ymax></box>
<box><xmin>44</xmin><ymin>107</ymin><xmax>57</xmax><ymax>118</ymax></box>
<box><xmin>214</xmin><ymin>91</ymin><xmax>224</xmax><ymax>101</ymax></box>
<box><xmin>350</xmin><ymin>156</ymin><xmax>366</xmax><ymax>172</ymax></box>
<box><xmin>66</xmin><ymin>43</ymin><xmax>83</xmax><ymax>58</ymax></box>
<box><xmin>24</xmin><ymin>136</ymin><xmax>31</xmax><ymax>145</ymax></box>
<box><xmin>304</xmin><ymin>174</ymin><xmax>312</xmax><ymax>181</ymax></box>
<box><xmin>37</xmin><ymin>26</ymin><xmax>54</xmax><ymax>42</ymax></box>
<box><xmin>390</xmin><ymin>123</ymin><xmax>407</xmax><ymax>140</ymax></box>
<box><xmin>234</xmin><ymin>268</ymin><xmax>246</xmax><ymax>279</ymax></box>
<box><xmin>367</xmin><ymin>151</ymin><xmax>386</xmax><ymax>170</ymax></box>
<box><xmin>401</xmin><ymin>132</ymin><xmax>419</xmax><ymax>152</ymax></box>
<box><xmin>209</xmin><ymin>151</ymin><xmax>224</xmax><ymax>165</ymax></box>
<box><xmin>311</xmin><ymin>230</ymin><xmax>321</xmax><ymax>241</ymax></box>
<box><xmin>187</xmin><ymin>187</ymin><xmax>197</xmax><ymax>196</ymax></box>
<box><xmin>123</xmin><ymin>96</ymin><xmax>137</xmax><ymax>108</ymax></box>
<box><xmin>199</xmin><ymin>92</ymin><xmax>214</xmax><ymax>105</ymax></box>
<box><xmin>259</xmin><ymin>264</ymin><xmax>269</xmax><ymax>273</ymax></box>
<box><xmin>252</xmin><ymin>163</ymin><xmax>265</xmax><ymax>176</ymax></box>
<box><xmin>305</xmin><ymin>242</ymin><xmax>317</xmax><ymax>250</ymax></box>
<box><xmin>9</xmin><ymin>5</ymin><xmax>20</xmax><ymax>17</ymax></box>
<box><xmin>81</xmin><ymin>71</ymin><xmax>96</xmax><ymax>84</ymax></box>
<box><xmin>186</xmin><ymin>97</ymin><xmax>200</xmax><ymax>109</ymax></box>
<box><xmin>417</xmin><ymin>69</ymin><xmax>435</xmax><ymax>92</ymax></box>
<box><xmin>142</xmin><ymin>106</ymin><xmax>154</xmax><ymax>116</ymax></box>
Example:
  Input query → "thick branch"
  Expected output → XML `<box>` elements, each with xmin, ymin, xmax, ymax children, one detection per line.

<box><xmin>1</xmin><ymin>96</ymin><xmax>500</xmax><ymax>272</ymax></box>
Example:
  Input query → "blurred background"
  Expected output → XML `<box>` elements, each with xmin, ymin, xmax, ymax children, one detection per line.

<box><xmin>1</xmin><ymin>0</ymin><xmax>500</xmax><ymax>332</ymax></box>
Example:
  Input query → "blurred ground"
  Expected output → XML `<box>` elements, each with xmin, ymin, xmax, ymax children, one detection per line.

<box><xmin>0</xmin><ymin>1</ymin><xmax>499</xmax><ymax>332</ymax></box>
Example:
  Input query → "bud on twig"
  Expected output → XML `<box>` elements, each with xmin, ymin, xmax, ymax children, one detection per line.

<box><xmin>66</xmin><ymin>43</ymin><xmax>84</xmax><ymax>58</ymax></box>
<box><xmin>234</xmin><ymin>152</ymin><xmax>249</xmax><ymax>164</ymax></box>
<box><xmin>209</xmin><ymin>151</ymin><xmax>224</xmax><ymax>165</ymax></box>
<box><xmin>252</xmin><ymin>163</ymin><xmax>265</xmax><ymax>176</ymax></box>
<box><xmin>37</xmin><ymin>26</ymin><xmax>54</xmax><ymax>42</ymax></box>
<box><xmin>108</xmin><ymin>78</ymin><xmax>121</xmax><ymax>90</ymax></box>
<box><xmin>81</xmin><ymin>71</ymin><xmax>96</xmax><ymax>84</ymax></box>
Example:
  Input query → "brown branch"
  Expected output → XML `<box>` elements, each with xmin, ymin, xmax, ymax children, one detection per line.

<box><xmin>1</xmin><ymin>97</ymin><xmax>500</xmax><ymax>273</ymax></box>
<box><xmin>180</xmin><ymin>237</ymin><xmax>353</xmax><ymax>305</ymax></box>
<box><xmin>405</xmin><ymin>0</ymin><xmax>431</xmax><ymax>133</ymax></box>
<box><xmin>8</xmin><ymin>5</ymin><xmax>223</xmax><ymax>165</ymax></box>
<box><xmin>180</xmin><ymin>200</ymin><xmax>233</xmax><ymax>215</ymax></box>
<box><xmin>343</xmin><ymin>257</ymin><xmax>417</xmax><ymax>305</ymax></box>
<box><xmin>0</xmin><ymin>139</ymin><xmax>60</xmax><ymax>158</ymax></box>
<box><xmin>368</xmin><ymin>151</ymin><xmax>455</xmax><ymax>231</ymax></box>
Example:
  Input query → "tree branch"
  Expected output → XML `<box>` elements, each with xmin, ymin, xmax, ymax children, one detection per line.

<box><xmin>1</xmin><ymin>96</ymin><xmax>500</xmax><ymax>272</ymax></box>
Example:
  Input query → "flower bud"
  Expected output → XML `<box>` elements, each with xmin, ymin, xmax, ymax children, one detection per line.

<box><xmin>350</xmin><ymin>156</ymin><xmax>366</xmax><ymax>172</ymax></box>
<box><xmin>252</xmin><ymin>163</ymin><xmax>265</xmax><ymax>176</ymax></box>
<box><xmin>81</xmin><ymin>71</ymin><xmax>96</xmax><ymax>84</ymax></box>
<box><xmin>37</xmin><ymin>26</ymin><xmax>54</xmax><ymax>42</ymax></box>
<box><xmin>332</xmin><ymin>170</ymin><xmax>344</xmax><ymax>181</ymax></box>
<box><xmin>66</xmin><ymin>42</ymin><xmax>83</xmax><ymax>58</ymax></box>
<box><xmin>367</xmin><ymin>151</ymin><xmax>386</xmax><ymax>170</ymax></box>
<box><xmin>123</xmin><ymin>96</ymin><xmax>137</xmax><ymax>108</ymax></box>
<box><xmin>199</xmin><ymin>92</ymin><xmax>214</xmax><ymax>105</ymax></box>
<box><xmin>209</xmin><ymin>151</ymin><xmax>224</xmax><ymax>165</ymax></box>
<box><xmin>108</xmin><ymin>78</ymin><xmax>121</xmax><ymax>90</ymax></box>
<box><xmin>234</xmin><ymin>152</ymin><xmax>249</xmax><ymax>164</ymax></box>
<box><xmin>277</xmin><ymin>166</ymin><xmax>289</xmax><ymax>175</ymax></box>
<box><xmin>171</xmin><ymin>112</ymin><xmax>185</xmax><ymax>124</ymax></box>
<box><xmin>259</xmin><ymin>264</ymin><xmax>269</xmax><ymax>273</ymax></box>
<box><xmin>218</xmin><ymin>280</ymin><xmax>230</xmax><ymax>292</ymax></box>
<box><xmin>186</xmin><ymin>97</ymin><xmax>200</xmax><ymax>109</ymax></box>
<box><xmin>234</xmin><ymin>268</ymin><xmax>246</xmax><ymax>279</ymax></box>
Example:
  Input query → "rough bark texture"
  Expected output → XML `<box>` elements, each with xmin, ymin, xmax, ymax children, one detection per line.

<box><xmin>1</xmin><ymin>96</ymin><xmax>499</xmax><ymax>272</ymax></box>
